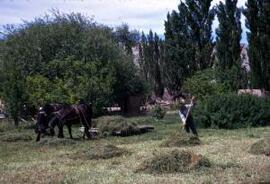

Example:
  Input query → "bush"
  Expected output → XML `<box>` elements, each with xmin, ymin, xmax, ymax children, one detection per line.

<box><xmin>183</xmin><ymin>69</ymin><xmax>231</xmax><ymax>101</ymax></box>
<box><xmin>193</xmin><ymin>94</ymin><xmax>270</xmax><ymax>129</ymax></box>
<box><xmin>152</xmin><ymin>105</ymin><xmax>166</xmax><ymax>120</ymax></box>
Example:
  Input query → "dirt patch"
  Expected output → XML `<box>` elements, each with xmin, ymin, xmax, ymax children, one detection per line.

<box><xmin>137</xmin><ymin>150</ymin><xmax>210</xmax><ymax>174</ymax></box>
<box><xmin>37</xmin><ymin>138</ymin><xmax>77</xmax><ymax>146</ymax></box>
<box><xmin>161</xmin><ymin>131</ymin><xmax>201</xmax><ymax>147</ymax></box>
<box><xmin>249</xmin><ymin>138</ymin><xmax>270</xmax><ymax>156</ymax></box>
<box><xmin>76</xmin><ymin>144</ymin><xmax>130</xmax><ymax>160</ymax></box>
<box><xmin>0</xmin><ymin>133</ymin><xmax>33</xmax><ymax>142</ymax></box>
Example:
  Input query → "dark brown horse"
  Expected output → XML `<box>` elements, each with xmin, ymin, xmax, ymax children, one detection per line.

<box><xmin>48</xmin><ymin>103</ymin><xmax>92</xmax><ymax>140</ymax></box>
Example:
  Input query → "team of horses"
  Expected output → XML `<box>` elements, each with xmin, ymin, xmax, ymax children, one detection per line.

<box><xmin>35</xmin><ymin>102</ymin><xmax>93</xmax><ymax>142</ymax></box>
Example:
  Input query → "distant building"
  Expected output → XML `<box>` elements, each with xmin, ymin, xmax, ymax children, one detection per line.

<box><xmin>238</xmin><ymin>89</ymin><xmax>270</xmax><ymax>97</ymax></box>
<box><xmin>240</xmin><ymin>44</ymin><xmax>250</xmax><ymax>72</ymax></box>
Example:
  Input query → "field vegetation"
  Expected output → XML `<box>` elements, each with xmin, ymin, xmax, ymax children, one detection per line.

<box><xmin>0</xmin><ymin>114</ymin><xmax>270</xmax><ymax>184</ymax></box>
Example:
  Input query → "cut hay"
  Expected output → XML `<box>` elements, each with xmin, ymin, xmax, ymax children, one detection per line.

<box><xmin>249</xmin><ymin>138</ymin><xmax>270</xmax><ymax>156</ymax></box>
<box><xmin>0</xmin><ymin>133</ymin><xmax>33</xmax><ymax>142</ymax></box>
<box><xmin>161</xmin><ymin>131</ymin><xmax>201</xmax><ymax>147</ymax></box>
<box><xmin>137</xmin><ymin>150</ymin><xmax>210</xmax><ymax>174</ymax></box>
<box><xmin>80</xmin><ymin>144</ymin><xmax>129</xmax><ymax>160</ymax></box>
<box><xmin>96</xmin><ymin>116</ymin><xmax>153</xmax><ymax>137</ymax></box>
<box><xmin>97</xmin><ymin>116</ymin><xmax>139</xmax><ymax>136</ymax></box>
<box><xmin>37</xmin><ymin>138</ymin><xmax>77</xmax><ymax>146</ymax></box>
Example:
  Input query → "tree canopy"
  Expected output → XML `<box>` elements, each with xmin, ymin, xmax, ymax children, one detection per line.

<box><xmin>0</xmin><ymin>11</ymin><xmax>146</xmax><ymax>123</ymax></box>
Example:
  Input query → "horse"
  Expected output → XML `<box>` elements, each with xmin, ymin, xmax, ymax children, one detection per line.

<box><xmin>35</xmin><ymin>103</ymin><xmax>63</xmax><ymax>141</ymax></box>
<box><xmin>35</xmin><ymin>103</ymin><xmax>93</xmax><ymax>141</ymax></box>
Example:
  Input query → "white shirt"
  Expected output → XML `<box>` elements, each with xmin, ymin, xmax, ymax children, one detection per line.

<box><xmin>178</xmin><ymin>103</ymin><xmax>193</xmax><ymax>124</ymax></box>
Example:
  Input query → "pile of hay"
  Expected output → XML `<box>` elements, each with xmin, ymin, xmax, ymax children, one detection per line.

<box><xmin>96</xmin><ymin>116</ymin><xmax>140</xmax><ymax>136</ymax></box>
<box><xmin>137</xmin><ymin>150</ymin><xmax>210</xmax><ymax>174</ymax></box>
<box><xmin>81</xmin><ymin>144</ymin><xmax>129</xmax><ymax>160</ymax></box>
<box><xmin>0</xmin><ymin>133</ymin><xmax>33</xmax><ymax>142</ymax></box>
<box><xmin>249</xmin><ymin>138</ymin><xmax>270</xmax><ymax>156</ymax></box>
<box><xmin>37</xmin><ymin>138</ymin><xmax>77</xmax><ymax>146</ymax></box>
<box><xmin>161</xmin><ymin>131</ymin><xmax>201</xmax><ymax>147</ymax></box>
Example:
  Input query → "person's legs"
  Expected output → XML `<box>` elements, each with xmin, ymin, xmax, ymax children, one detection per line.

<box><xmin>186</xmin><ymin>115</ymin><xmax>198</xmax><ymax>136</ymax></box>
<box><xmin>184</xmin><ymin>123</ymin><xmax>190</xmax><ymax>133</ymax></box>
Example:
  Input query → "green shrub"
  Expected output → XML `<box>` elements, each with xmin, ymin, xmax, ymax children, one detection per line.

<box><xmin>193</xmin><ymin>94</ymin><xmax>270</xmax><ymax>129</ymax></box>
<box><xmin>183</xmin><ymin>69</ymin><xmax>231</xmax><ymax>101</ymax></box>
<box><xmin>152</xmin><ymin>105</ymin><xmax>166</xmax><ymax>120</ymax></box>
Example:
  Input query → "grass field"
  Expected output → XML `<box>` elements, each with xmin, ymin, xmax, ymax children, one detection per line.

<box><xmin>0</xmin><ymin>114</ymin><xmax>270</xmax><ymax>184</ymax></box>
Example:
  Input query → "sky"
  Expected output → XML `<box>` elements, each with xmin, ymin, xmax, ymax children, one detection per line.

<box><xmin>0</xmin><ymin>0</ymin><xmax>247</xmax><ymax>42</ymax></box>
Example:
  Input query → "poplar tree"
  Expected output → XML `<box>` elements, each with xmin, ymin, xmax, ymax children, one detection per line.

<box><xmin>244</xmin><ymin>0</ymin><xmax>270</xmax><ymax>90</ymax></box>
<box><xmin>185</xmin><ymin>0</ymin><xmax>216</xmax><ymax>70</ymax></box>
<box><xmin>163</xmin><ymin>0</ymin><xmax>215</xmax><ymax>92</ymax></box>
<box><xmin>139</xmin><ymin>31</ymin><xmax>164</xmax><ymax>97</ymax></box>
<box><xmin>216</xmin><ymin>0</ymin><xmax>242</xmax><ymax>89</ymax></box>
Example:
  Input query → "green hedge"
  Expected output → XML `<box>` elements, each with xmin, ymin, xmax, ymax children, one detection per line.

<box><xmin>193</xmin><ymin>94</ymin><xmax>270</xmax><ymax>129</ymax></box>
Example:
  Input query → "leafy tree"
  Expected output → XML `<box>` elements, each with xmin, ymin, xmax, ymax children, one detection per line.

<box><xmin>0</xmin><ymin>11</ymin><xmax>146</xmax><ymax>120</ymax></box>
<box><xmin>216</xmin><ymin>0</ymin><xmax>242</xmax><ymax>90</ymax></box>
<box><xmin>244</xmin><ymin>0</ymin><xmax>270</xmax><ymax>90</ymax></box>
<box><xmin>1</xmin><ymin>38</ymin><xmax>26</xmax><ymax>126</ymax></box>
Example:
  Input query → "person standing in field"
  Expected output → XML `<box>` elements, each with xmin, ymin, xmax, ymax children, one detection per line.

<box><xmin>178</xmin><ymin>95</ymin><xmax>198</xmax><ymax>136</ymax></box>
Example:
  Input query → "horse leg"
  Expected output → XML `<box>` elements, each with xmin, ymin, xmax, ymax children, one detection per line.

<box><xmin>67</xmin><ymin>124</ymin><xmax>73</xmax><ymax>139</ymax></box>
<box><xmin>36</xmin><ymin>133</ymin><xmax>41</xmax><ymax>142</ymax></box>
<box><xmin>81</xmin><ymin>121</ymin><xmax>91</xmax><ymax>139</ymax></box>
<box><xmin>57</xmin><ymin>124</ymin><xmax>64</xmax><ymax>138</ymax></box>
<box><xmin>50</xmin><ymin>128</ymin><xmax>55</xmax><ymax>136</ymax></box>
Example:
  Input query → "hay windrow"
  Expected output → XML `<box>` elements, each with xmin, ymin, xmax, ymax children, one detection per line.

<box><xmin>249</xmin><ymin>138</ymin><xmax>270</xmax><ymax>156</ymax></box>
<box><xmin>79</xmin><ymin>144</ymin><xmax>130</xmax><ymax>160</ymax></box>
<box><xmin>161</xmin><ymin>131</ymin><xmax>201</xmax><ymax>147</ymax></box>
<box><xmin>37</xmin><ymin>138</ymin><xmax>77</xmax><ymax>146</ymax></box>
<box><xmin>137</xmin><ymin>150</ymin><xmax>210</xmax><ymax>174</ymax></box>
<box><xmin>96</xmin><ymin>116</ymin><xmax>140</xmax><ymax>136</ymax></box>
<box><xmin>0</xmin><ymin>133</ymin><xmax>33</xmax><ymax>142</ymax></box>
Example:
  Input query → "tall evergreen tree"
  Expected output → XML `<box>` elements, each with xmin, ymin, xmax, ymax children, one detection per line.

<box><xmin>244</xmin><ymin>0</ymin><xmax>270</xmax><ymax>90</ymax></box>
